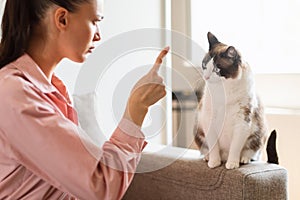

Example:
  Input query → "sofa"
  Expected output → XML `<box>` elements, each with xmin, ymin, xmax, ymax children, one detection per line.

<box><xmin>123</xmin><ymin>145</ymin><xmax>288</xmax><ymax>200</ymax></box>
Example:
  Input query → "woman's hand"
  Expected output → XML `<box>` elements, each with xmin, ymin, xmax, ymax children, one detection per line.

<box><xmin>123</xmin><ymin>47</ymin><xmax>170</xmax><ymax>126</ymax></box>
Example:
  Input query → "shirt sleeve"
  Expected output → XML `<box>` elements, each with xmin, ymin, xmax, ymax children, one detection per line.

<box><xmin>0</xmin><ymin>77</ymin><xmax>147</xmax><ymax>200</ymax></box>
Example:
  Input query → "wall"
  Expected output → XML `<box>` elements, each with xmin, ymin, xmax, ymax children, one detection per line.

<box><xmin>0</xmin><ymin>0</ymin><xmax>4</xmax><ymax>38</ymax></box>
<box><xmin>266</xmin><ymin>113</ymin><xmax>300</xmax><ymax>200</ymax></box>
<box><xmin>256</xmin><ymin>74</ymin><xmax>300</xmax><ymax>200</ymax></box>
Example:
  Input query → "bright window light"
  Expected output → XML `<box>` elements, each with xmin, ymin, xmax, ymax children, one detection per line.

<box><xmin>191</xmin><ymin>0</ymin><xmax>300</xmax><ymax>73</ymax></box>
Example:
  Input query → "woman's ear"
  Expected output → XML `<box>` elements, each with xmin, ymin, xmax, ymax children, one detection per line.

<box><xmin>54</xmin><ymin>7</ymin><xmax>69</xmax><ymax>30</ymax></box>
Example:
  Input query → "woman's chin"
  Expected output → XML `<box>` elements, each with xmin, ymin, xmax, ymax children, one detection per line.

<box><xmin>70</xmin><ymin>55</ymin><xmax>87</xmax><ymax>63</ymax></box>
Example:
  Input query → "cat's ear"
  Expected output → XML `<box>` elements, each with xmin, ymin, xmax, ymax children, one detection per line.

<box><xmin>207</xmin><ymin>32</ymin><xmax>220</xmax><ymax>50</ymax></box>
<box><xmin>225</xmin><ymin>46</ymin><xmax>237</xmax><ymax>58</ymax></box>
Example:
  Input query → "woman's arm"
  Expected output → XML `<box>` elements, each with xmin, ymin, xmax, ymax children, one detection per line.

<box><xmin>0</xmin><ymin>76</ymin><xmax>145</xmax><ymax>200</ymax></box>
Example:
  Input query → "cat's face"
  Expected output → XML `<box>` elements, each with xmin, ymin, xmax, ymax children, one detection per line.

<box><xmin>202</xmin><ymin>32</ymin><xmax>241</xmax><ymax>82</ymax></box>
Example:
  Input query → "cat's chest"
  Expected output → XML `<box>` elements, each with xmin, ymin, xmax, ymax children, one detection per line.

<box><xmin>200</xmin><ymin>79</ymin><xmax>255</xmax><ymax>124</ymax></box>
<box><xmin>225</xmin><ymin>78</ymin><xmax>250</xmax><ymax>96</ymax></box>
<box><xmin>204</xmin><ymin>82</ymin><xmax>249</xmax><ymax>104</ymax></box>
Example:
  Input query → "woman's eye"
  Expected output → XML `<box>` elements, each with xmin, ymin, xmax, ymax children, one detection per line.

<box><xmin>92</xmin><ymin>16</ymin><xmax>104</xmax><ymax>26</ymax></box>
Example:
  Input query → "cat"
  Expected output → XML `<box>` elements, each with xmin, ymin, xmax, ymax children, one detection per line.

<box><xmin>194</xmin><ymin>32</ymin><xmax>278</xmax><ymax>169</ymax></box>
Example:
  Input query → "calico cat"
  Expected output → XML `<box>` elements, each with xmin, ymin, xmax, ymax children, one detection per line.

<box><xmin>194</xmin><ymin>32</ymin><xmax>278</xmax><ymax>169</ymax></box>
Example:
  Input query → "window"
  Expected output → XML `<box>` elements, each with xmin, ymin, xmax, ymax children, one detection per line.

<box><xmin>191</xmin><ymin>0</ymin><xmax>300</xmax><ymax>73</ymax></box>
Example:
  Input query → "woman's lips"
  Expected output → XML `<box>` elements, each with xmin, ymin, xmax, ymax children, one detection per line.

<box><xmin>88</xmin><ymin>47</ymin><xmax>95</xmax><ymax>53</ymax></box>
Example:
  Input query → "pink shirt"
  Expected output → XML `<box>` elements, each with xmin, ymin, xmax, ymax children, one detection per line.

<box><xmin>0</xmin><ymin>54</ymin><xmax>146</xmax><ymax>200</ymax></box>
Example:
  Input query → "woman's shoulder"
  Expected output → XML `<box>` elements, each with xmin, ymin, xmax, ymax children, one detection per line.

<box><xmin>0</xmin><ymin>63</ymin><xmax>38</xmax><ymax>101</ymax></box>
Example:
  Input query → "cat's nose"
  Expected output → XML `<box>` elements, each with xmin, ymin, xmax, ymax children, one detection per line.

<box><xmin>204</xmin><ymin>76</ymin><xmax>210</xmax><ymax>80</ymax></box>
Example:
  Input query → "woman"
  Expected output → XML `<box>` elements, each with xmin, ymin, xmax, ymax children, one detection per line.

<box><xmin>0</xmin><ymin>0</ymin><xmax>168</xmax><ymax>199</ymax></box>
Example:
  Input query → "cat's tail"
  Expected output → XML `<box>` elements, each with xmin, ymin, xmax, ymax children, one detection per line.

<box><xmin>266</xmin><ymin>130</ymin><xmax>279</xmax><ymax>164</ymax></box>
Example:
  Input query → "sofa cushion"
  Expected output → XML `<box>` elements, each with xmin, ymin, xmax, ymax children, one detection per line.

<box><xmin>123</xmin><ymin>145</ymin><xmax>288</xmax><ymax>200</ymax></box>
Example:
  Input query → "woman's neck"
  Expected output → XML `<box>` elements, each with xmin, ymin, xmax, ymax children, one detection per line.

<box><xmin>26</xmin><ymin>31</ymin><xmax>62</xmax><ymax>81</ymax></box>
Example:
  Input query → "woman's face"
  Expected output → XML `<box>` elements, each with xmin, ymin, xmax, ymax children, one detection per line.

<box><xmin>62</xmin><ymin>0</ymin><xmax>103</xmax><ymax>63</ymax></box>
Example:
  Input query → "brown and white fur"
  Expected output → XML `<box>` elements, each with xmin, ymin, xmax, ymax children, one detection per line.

<box><xmin>194</xmin><ymin>32</ymin><xmax>272</xmax><ymax>169</ymax></box>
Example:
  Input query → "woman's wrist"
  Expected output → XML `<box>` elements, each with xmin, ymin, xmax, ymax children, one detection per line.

<box><xmin>123</xmin><ymin>102</ymin><xmax>148</xmax><ymax>127</ymax></box>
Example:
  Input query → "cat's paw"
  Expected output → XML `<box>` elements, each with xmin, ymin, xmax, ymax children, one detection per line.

<box><xmin>208</xmin><ymin>159</ymin><xmax>221</xmax><ymax>168</ymax></box>
<box><xmin>225</xmin><ymin>161</ymin><xmax>240</xmax><ymax>169</ymax></box>
<box><xmin>240</xmin><ymin>156</ymin><xmax>251</xmax><ymax>164</ymax></box>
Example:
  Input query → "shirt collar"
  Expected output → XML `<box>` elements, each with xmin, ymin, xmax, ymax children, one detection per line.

<box><xmin>13</xmin><ymin>53</ymin><xmax>58</xmax><ymax>93</ymax></box>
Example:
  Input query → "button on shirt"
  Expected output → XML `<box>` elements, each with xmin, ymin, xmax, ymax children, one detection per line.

<box><xmin>0</xmin><ymin>54</ymin><xmax>146</xmax><ymax>200</ymax></box>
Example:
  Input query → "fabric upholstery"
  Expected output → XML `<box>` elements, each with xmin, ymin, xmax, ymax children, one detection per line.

<box><xmin>123</xmin><ymin>146</ymin><xmax>287</xmax><ymax>200</ymax></box>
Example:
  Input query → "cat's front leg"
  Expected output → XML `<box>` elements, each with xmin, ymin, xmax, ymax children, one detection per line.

<box><xmin>208</xmin><ymin>144</ymin><xmax>221</xmax><ymax>168</ymax></box>
<box><xmin>225</xmin><ymin>157</ymin><xmax>240</xmax><ymax>169</ymax></box>
<box><xmin>226</xmin><ymin>126</ymin><xmax>250</xmax><ymax>169</ymax></box>
<box><xmin>206</xmin><ymin>129</ymin><xmax>222</xmax><ymax>168</ymax></box>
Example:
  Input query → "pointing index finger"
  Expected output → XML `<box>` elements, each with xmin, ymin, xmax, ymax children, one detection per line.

<box><xmin>152</xmin><ymin>46</ymin><xmax>170</xmax><ymax>73</ymax></box>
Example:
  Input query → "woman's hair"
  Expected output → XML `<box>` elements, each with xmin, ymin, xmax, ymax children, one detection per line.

<box><xmin>0</xmin><ymin>0</ymin><xmax>90</xmax><ymax>69</ymax></box>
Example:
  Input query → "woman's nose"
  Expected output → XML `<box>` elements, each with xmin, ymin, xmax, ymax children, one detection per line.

<box><xmin>93</xmin><ymin>32</ymin><xmax>101</xmax><ymax>42</ymax></box>
<box><xmin>93</xmin><ymin>26</ymin><xmax>101</xmax><ymax>42</ymax></box>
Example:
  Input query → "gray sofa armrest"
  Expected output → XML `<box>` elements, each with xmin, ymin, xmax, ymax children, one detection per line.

<box><xmin>123</xmin><ymin>145</ymin><xmax>288</xmax><ymax>200</ymax></box>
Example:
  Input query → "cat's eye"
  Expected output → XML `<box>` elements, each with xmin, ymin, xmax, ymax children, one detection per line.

<box><xmin>213</xmin><ymin>67</ymin><xmax>220</xmax><ymax>73</ymax></box>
